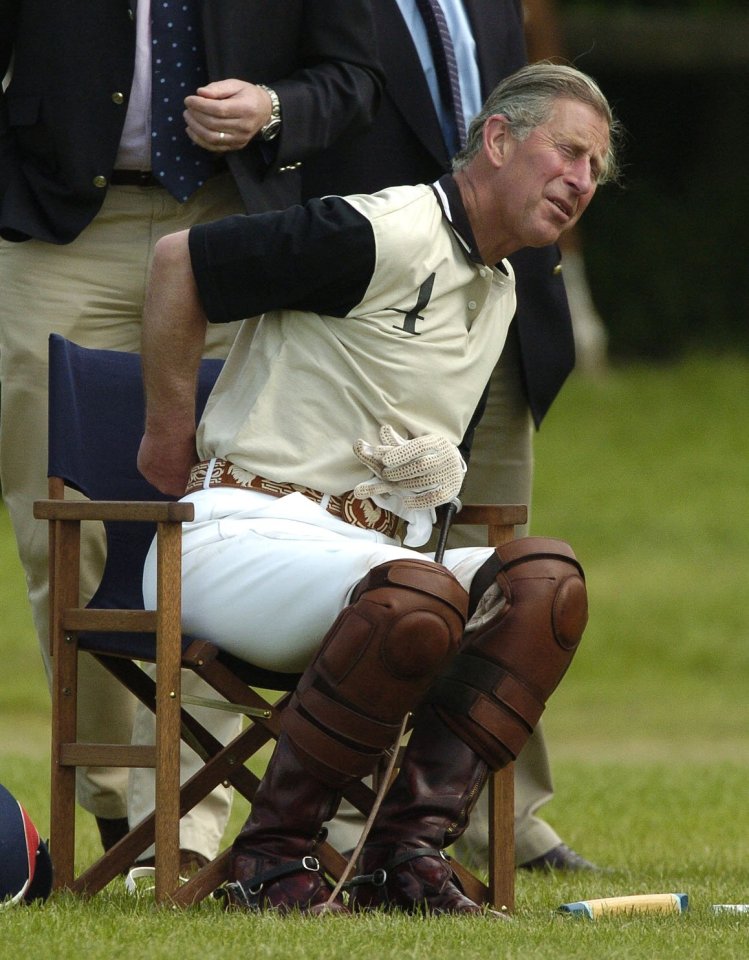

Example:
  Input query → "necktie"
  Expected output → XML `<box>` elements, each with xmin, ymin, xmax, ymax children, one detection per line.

<box><xmin>151</xmin><ymin>1</ymin><xmax>215</xmax><ymax>201</ymax></box>
<box><xmin>414</xmin><ymin>0</ymin><xmax>467</xmax><ymax>150</ymax></box>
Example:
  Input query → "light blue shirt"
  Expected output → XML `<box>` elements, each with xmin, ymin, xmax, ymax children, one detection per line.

<box><xmin>394</xmin><ymin>0</ymin><xmax>483</xmax><ymax>156</ymax></box>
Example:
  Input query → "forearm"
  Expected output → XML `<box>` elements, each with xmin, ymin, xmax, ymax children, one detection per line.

<box><xmin>273</xmin><ymin>62</ymin><xmax>381</xmax><ymax>163</ymax></box>
<box><xmin>268</xmin><ymin>0</ymin><xmax>383</xmax><ymax>162</ymax></box>
<box><xmin>138</xmin><ymin>230</ymin><xmax>208</xmax><ymax>495</ymax></box>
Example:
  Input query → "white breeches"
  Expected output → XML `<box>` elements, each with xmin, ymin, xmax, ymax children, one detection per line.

<box><xmin>142</xmin><ymin>487</ymin><xmax>493</xmax><ymax>674</ymax></box>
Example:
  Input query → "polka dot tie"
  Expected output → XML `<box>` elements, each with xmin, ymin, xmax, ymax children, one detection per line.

<box><xmin>151</xmin><ymin>1</ymin><xmax>215</xmax><ymax>202</ymax></box>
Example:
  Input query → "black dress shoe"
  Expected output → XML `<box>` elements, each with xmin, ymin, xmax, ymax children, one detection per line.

<box><xmin>519</xmin><ymin>842</ymin><xmax>601</xmax><ymax>872</ymax></box>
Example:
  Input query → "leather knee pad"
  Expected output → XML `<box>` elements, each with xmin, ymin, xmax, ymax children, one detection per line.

<box><xmin>428</xmin><ymin>537</ymin><xmax>587</xmax><ymax>770</ymax></box>
<box><xmin>282</xmin><ymin>558</ymin><xmax>468</xmax><ymax>787</ymax></box>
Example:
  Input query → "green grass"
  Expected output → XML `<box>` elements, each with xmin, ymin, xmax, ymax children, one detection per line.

<box><xmin>2</xmin><ymin>355</ymin><xmax>748</xmax><ymax>957</ymax></box>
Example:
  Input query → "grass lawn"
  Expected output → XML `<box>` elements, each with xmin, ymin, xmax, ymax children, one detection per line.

<box><xmin>1</xmin><ymin>354</ymin><xmax>748</xmax><ymax>957</ymax></box>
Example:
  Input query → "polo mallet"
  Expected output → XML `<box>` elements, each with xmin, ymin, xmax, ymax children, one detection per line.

<box><xmin>434</xmin><ymin>497</ymin><xmax>462</xmax><ymax>564</ymax></box>
<box><xmin>558</xmin><ymin>893</ymin><xmax>689</xmax><ymax>919</ymax></box>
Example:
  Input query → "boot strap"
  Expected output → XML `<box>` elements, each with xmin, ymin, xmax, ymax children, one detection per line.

<box><xmin>217</xmin><ymin>855</ymin><xmax>321</xmax><ymax>904</ymax></box>
<box><xmin>345</xmin><ymin>847</ymin><xmax>446</xmax><ymax>889</ymax></box>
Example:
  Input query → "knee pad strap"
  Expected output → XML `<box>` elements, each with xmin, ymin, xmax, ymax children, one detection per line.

<box><xmin>427</xmin><ymin>652</ymin><xmax>544</xmax><ymax>763</ymax></box>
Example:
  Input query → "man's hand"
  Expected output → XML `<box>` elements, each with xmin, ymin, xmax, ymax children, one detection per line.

<box><xmin>352</xmin><ymin>425</ymin><xmax>466</xmax><ymax>510</ymax></box>
<box><xmin>184</xmin><ymin>79</ymin><xmax>274</xmax><ymax>152</ymax></box>
<box><xmin>137</xmin><ymin>428</ymin><xmax>197</xmax><ymax>498</ymax></box>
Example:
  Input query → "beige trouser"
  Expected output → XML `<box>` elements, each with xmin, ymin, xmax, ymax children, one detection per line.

<box><xmin>0</xmin><ymin>174</ymin><xmax>243</xmax><ymax>857</ymax></box>
<box><xmin>324</xmin><ymin>330</ymin><xmax>562</xmax><ymax>865</ymax></box>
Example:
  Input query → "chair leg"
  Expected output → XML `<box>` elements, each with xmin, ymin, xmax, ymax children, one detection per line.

<box><xmin>488</xmin><ymin>765</ymin><xmax>515</xmax><ymax>913</ymax></box>
<box><xmin>451</xmin><ymin>507</ymin><xmax>522</xmax><ymax>914</ymax></box>
<box><xmin>153</xmin><ymin>520</ymin><xmax>186</xmax><ymax>903</ymax></box>
<box><xmin>49</xmin><ymin>518</ymin><xmax>82</xmax><ymax>891</ymax></box>
<box><xmin>486</xmin><ymin>516</ymin><xmax>518</xmax><ymax>914</ymax></box>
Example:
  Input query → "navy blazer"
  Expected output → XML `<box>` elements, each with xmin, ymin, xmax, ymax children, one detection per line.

<box><xmin>0</xmin><ymin>0</ymin><xmax>382</xmax><ymax>244</ymax></box>
<box><xmin>302</xmin><ymin>0</ymin><xmax>575</xmax><ymax>427</ymax></box>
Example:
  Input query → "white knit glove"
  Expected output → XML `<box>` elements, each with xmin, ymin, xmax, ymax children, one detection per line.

<box><xmin>352</xmin><ymin>424</ymin><xmax>466</xmax><ymax>510</ymax></box>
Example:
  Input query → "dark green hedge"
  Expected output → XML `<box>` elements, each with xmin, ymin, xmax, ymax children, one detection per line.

<box><xmin>561</xmin><ymin>13</ymin><xmax>749</xmax><ymax>359</ymax></box>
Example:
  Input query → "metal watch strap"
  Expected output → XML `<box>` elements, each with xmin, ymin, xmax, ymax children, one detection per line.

<box><xmin>258</xmin><ymin>84</ymin><xmax>281</xmax><ymax>140</ymax></box>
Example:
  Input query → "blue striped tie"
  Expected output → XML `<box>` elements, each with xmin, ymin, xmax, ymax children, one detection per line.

<box><xmin>414</xmin><ymin>0</ymin><xmax>467</xmax><ymax>150</ymax></box>
<box><xmin>151</xmin><ymin>1</ymin><xmax>215</xmax><ymax>201</ymax></box>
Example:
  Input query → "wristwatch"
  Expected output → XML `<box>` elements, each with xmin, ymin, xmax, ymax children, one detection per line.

<box><xmin>258</xmin><ymin>85</ymin><xmax>282</xmax><ymax>141</ymax></box>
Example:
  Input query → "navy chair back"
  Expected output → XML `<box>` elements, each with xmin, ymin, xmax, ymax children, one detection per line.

<box><xmin>46</xmin><ymin>333</ymin><xmax>221</xmax><ymax>655</ymax></box>
<box><xmin>46</xmin><ymin>334</ymin><xmax>301</xmax><ymax>688</ymax></box>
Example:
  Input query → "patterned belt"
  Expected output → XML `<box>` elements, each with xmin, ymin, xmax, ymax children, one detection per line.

<box><xmin>185</xmin><ymin>458</ymin><xmax>402</xmax><ymax>539</ymax></box>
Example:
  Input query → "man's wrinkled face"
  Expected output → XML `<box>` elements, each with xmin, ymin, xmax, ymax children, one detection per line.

<box><xmin>491</xmin><ymin>98</ymin><xmax>610</xmax><ymax>249</ymax></box>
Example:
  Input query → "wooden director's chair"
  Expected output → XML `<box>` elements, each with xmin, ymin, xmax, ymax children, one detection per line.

<box><xmin>34</xmin><ymin>334</ymin><xmax>526</xmax><ymax>911</ymax></box>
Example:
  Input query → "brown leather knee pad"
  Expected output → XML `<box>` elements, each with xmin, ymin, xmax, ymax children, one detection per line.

<box><xmin>282</xmin><ymin>558</ymin><xmax>468</xmax><ymax>787</ymax></box>
<box><xmin>428</xmin><ymin>537</ymin><xmax>588</xmax><ymax>770</ymax></box>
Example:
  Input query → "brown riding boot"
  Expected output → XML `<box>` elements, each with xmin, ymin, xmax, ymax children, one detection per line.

<box><xmin>222</xmin><ymin>734</ymin><xmax>348</xmax><ymax>915</ymax></box>
<box><xmin>350</xmin><ymin>539</ymin><xmax>588</xmax><ymax>918</ymax></box>
<box><xmin>349</xmin><ymin>704</ymin><xmax>505</xmax><ymax>918</ymax></box>
<box><xmin>220</xmin><ymin>558</ymin><xmax>468</xmax><ymax>915</ymax></box>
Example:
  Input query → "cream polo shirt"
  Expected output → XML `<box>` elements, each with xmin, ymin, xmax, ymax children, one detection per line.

<box><xmin>190</xmin><ymin>176</ymin><xmax>515</xmax><ymax>495</ymax></box>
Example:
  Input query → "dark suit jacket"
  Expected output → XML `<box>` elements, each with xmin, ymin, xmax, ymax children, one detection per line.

<box><xmin>0</xmin><ymin>0</ymin><xmax>382</xmax><ymax>244</ymax></box>
<box><xmin>302</xmin><ymin>0</ymin><xmax>574</xmax><ymax>427</ymax></box>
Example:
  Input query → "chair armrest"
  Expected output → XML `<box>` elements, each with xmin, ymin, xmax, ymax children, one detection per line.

<box><xmin>453</xmin><ymin>504</ymin><xmax>527</xmax><ymax>527</ymax></box>
<box><xmin>33</xmin><ymin>500</ymin><xmax>195</xmax><ymax>523</ymax></box>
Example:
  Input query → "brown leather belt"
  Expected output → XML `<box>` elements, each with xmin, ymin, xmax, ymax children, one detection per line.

<box><xmin>185</xmin><ymin>459</ymin><xmax>402</xmax><ymax>539</ymax></box>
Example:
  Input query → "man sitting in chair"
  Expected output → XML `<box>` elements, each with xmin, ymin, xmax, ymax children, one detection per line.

<box><xmin>137</xmin><ymin>63</ymin><xmax>619</xmax><ymax>916</ymax></box>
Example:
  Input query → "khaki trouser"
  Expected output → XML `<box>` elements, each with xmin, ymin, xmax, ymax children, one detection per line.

<box><xmin>0</xmin><ymin>174</ymin><xmax>243</xmax><ymax>857</ymax></box>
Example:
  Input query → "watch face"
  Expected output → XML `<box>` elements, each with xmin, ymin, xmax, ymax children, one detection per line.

<box><xmin>261</xmin><ymin>118</ymin><xmax>281</xmax><ymax>141</ymax></box>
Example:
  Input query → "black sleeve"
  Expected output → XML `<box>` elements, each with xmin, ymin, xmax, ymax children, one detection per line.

<box><xmin>0</xmin><ymin>0</ymin><xmax>22</xmax><ymax>201</ymax></box>
<box><xmin>188</xmin><ymin>196</ymin><xmax>376</xmax><ymax>324</ymax></box>
<box><xmin>266</xmin><ymin>0</ymin><xmax>384</xmax><ymax>166</ymax></box>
